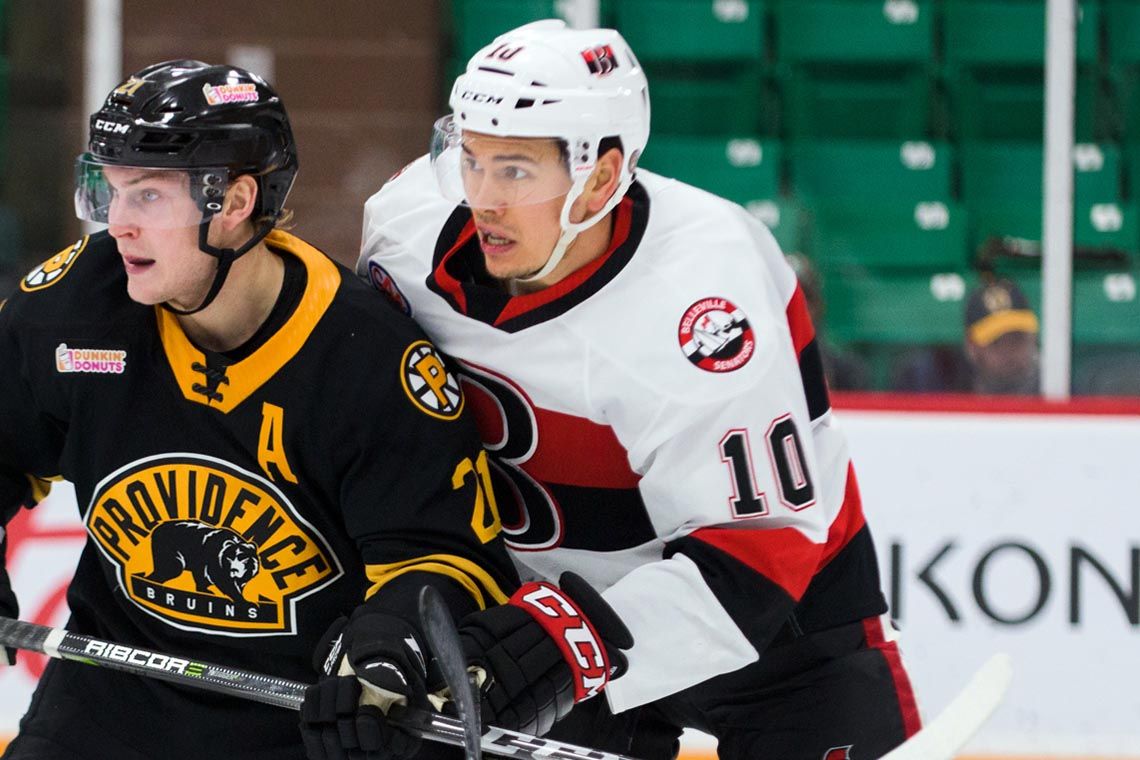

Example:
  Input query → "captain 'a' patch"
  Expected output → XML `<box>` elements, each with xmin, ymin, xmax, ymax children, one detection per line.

<box><xmin>85</xmin><ymin>453</ymin><xmax>343</xmax><ymax>636</ymax></box>
<box><xmin>401</xmin><ymin>340</ymin><xmax>464</xmax><ymax>420</ymax></box>
<box><xmin>21</xmin><ymin>237</ymin><xmax>90</xmax><ymax>292</ymax></box>
<box><xmin>678</xmin><ymin>297</ymin><xmax>756</xmax><ymax>372</ymax></box>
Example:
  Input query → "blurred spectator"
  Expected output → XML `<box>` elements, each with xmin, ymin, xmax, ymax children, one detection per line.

<box><xmin>786</xmin><ymin>253</ymin><xmax>871</xmax><ymax>390</ymax></box>
<box><xmin>893</xmin><ymin>278</ymin><xmax>1040</xmax><ymax>394</ymax></box>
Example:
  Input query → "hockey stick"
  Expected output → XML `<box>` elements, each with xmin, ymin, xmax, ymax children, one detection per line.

<box><xmin>880</xmin><ymin>652</ymin><xmax>1013</xmax><ymax>760</ymax></box>
<box><xmin>418</xmin><ymin>586</ymin><xmax>481</xmax><ymax>760</ymax></box>
<box><xmin>0</xmin><ymin>616</ymin><xmax>643</xmax><ymax>760</ymax></box>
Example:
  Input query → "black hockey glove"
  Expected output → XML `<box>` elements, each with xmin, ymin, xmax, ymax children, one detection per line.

<box><xmin>300</xmin><ymin>609</ymin><xmax>428</xmax><ymax>760</ymax></box>
<box><xmin>1</xmin><ymin>536</ymin><xmax>17</xmax><ymax>666</ymax></box>
<box><xmin>456</xmin><ymin>572</ymin><xmax>633</xmax><ymax>737</ymax></box>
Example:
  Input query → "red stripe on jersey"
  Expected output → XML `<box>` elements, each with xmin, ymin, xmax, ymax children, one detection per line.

<box><xmin>691</xmin><ymin>525</ymin><xmax>822</xmax><ymax>602</ymax></box>
<box><xmin>785</xmin><ymin>285</ymin><xmax>816</xmax><ymax>358</ymax></box>
<box><xmin>691</xmin><ymin>463</ymin><xmax>867</xmax><ymax>600</ymax></box>
<box><xmin>525</xmin><ymin>407</ymin><xmax>641</xmax><ymax>489</ymax></box>
<box><xmin>492</xmin><ymin>197</ymin><xmax>634</xmax><ymax>327</ymax></box>
<box><xmin>819</xmin><ymin>464</ymin><xmax>867</xmax><ymax>568</ymax></box>
<box><xmin>863</xmin><ymin>616</ymin><xmax>923</xmax><ymax>738</ymax></box>
<box><xmin>433</xmin><ymin>218</ymin><xmax>476</xmax><ymax>313</ymax></box>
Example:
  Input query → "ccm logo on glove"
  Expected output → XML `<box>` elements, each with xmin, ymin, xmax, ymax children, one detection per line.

<box><xmin>511</xmin><ymin>582</ymin><xmax>610</xmax><ymax>701</ymax></box>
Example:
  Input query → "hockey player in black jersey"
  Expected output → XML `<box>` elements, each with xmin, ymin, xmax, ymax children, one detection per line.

<box><xmin>338</xmin><ymin>19</ymin><xmax>925</xmax><ymax>760</ymax></box>
<box><xmin>0</xmin><ymin>61</ymin><xmax>518</xmax><ymax>760</ymax></box>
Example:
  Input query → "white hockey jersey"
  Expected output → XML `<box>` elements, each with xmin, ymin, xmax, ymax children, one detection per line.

<box><xmin>359</xmin><ymin>156</ymin><xmax>887</xmax><ymax>711</ymax></box>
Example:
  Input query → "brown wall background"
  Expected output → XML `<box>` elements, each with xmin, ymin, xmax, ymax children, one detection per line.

<box><xmin>1</xmin><ymin>0</ymin><xmax>443</xmax><ymax>285</ymax></box>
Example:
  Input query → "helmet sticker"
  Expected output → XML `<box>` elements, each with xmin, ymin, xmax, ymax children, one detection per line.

<box><xmin>581</xmin><ymin>45</ymin><xmax>619</xmax><ymax>76</ymax></box>
<box><xmin>202</xmin><ymin>82</ymin><xmax>259</xmax><ymax>106</ymax></box>
<box><xmin>113</xmin><ymin>77</ymin><xmax>146</xmax><ymax>96</ymax></box>
<box><xmin>678</xmin><ymin>297</ymin><xmax>756</xmax><ymax>373</ymax></box>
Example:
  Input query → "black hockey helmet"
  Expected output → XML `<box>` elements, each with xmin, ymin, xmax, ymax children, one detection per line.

<box><xmin>83</xmin><ymin>59</ymin><xmax>297</xmax><ymax>221</ymax></box>
<box><xmin>77</xmin><ymin>60</ymin><xmax>299</xmax><ymax>315</ymax></box>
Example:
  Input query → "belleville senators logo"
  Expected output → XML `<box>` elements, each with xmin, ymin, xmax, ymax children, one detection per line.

<box><xmin>85</xmin><ymin>453</ymin><xmax>342</xmax><ymax>636</ymax></box>
<box><xmin>678</xmin><ymin>297</ymin><xmax>756</xmax><ymax>372</ymax></box>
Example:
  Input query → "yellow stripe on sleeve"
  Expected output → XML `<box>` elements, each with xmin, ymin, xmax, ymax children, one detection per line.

<box><xmin>364</xmin><ymin>553</ymin><xmax>510</xmax><ymax>610</ymax></box>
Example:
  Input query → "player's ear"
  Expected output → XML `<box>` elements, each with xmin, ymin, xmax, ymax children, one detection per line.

<box><xmin>218</xmin><ymin>175</ymin><xmax>259</xmax><ymax>230</ymax></box>
<box><xmin>571</xmin><ymin>148</ymin><xmax>623</xmax><ymax>222</ymax></box>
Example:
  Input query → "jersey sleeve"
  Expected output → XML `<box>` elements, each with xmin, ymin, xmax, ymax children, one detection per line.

<box><xmin>336</xmin><ymin>321</ymin><xmax>518</xmax><ymax>624</ymax></box>
<box><xmin>0</xmin><ymin>296</ymin><xmax>67</xmax><ymax>584</ymax></box>
<box><xmin>602</xmin><ymin>241</ymin><xmax>876</xmax><ymax>711</ymax></box>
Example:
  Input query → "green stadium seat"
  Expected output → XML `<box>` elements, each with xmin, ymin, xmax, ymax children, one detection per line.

<box><xmin>644</xmin><ymin>67</ymin><xmax>772</xmax><ymax>136</ymax></box>
<box><xmin>640</xmin><ymin>135</ymin><xmax>780</xmax><ymax>202</ymax></box>
<box><xmin>789</xmin><ymin>139</ymin><xmax>953</xmax><ymax>204</ymax></box>
<box><xmin>820</xmin><ymin>269</ymin><xmax>978</xmax><ymax>344</ymax></box>
<box><xmin>943</xmin><ymin>0</ymin><xmax>1099</xmax><ymax>67</ymax></box>
<box><xmin>781</xmin><ymin>69</ymin><xmax>934</xmax><ymax>139</ymax></box>
<box><xmin>614</xmin><ymin>1</ymin><xmax>768</xmax><ymax>137</ymax></box>
<box><xmin>450</xmin><ymin>0</ymin><xmax>569</xmax><ymax>62</ymax></box>
<box><xmin>1005</xmin><ymin>269</ymin><xmax>1140</xmax><ymax>345</ymax></box>
<box><xmin>758</xmin><ymin>197</ymin><xmax>807</xmax><ymax>255</ymax></box>
<box><xmin>960</xmin><ymin>142</ymin><xmax>1122</xmax><ymax>205</ymax></box>
<box><xmin>944</xmin><ymin>67</ymin><xmax>1102</xmax><ymax>142</ymax></box>
<box><xmin>773</xmin><ymin>0</ymin><xmax>935</xmax><ymax>139</ymax></box>
<box><xmin>960</xmin><ymin>142</ymin><xmax>1136</xmax><ymax>255</ymax></box>
<box><xmin>942</xmin><ymin>0</ymin><xmax>1103</xmax><ymax>141</ymax></box>
<box><xmin>810</xmin><ymin>200</ymin><xmax>969</xmax><ymax>270</ymax></box>
<box><xmin>1106</xmin><ymin>0</ymin><xmax>1140</xmax><ymax>143</ymax></box>
<box><xmin>637</xmin><ymin>135</ymin><xmax>803</xmax><ymax>251</ymax></box>
<box><xmin>614</xmin><ymin>0</ymin><xmax>765</xmax><ymax>64</ymax></box>
<box><xmin>775</xmin><ymin>0</ymin><xmax>934</xmax><ymax>65</ymax></box>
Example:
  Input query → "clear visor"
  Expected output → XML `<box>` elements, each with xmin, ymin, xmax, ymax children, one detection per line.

<box><xmin>74</xmin><ymin>155</ymin><xmax>229</xmax><ymax>230</ymax></box>
<box><xmin>429</xmin><ymin>116</ymin><xmax>574</xmax><ymax>210</ymax></box>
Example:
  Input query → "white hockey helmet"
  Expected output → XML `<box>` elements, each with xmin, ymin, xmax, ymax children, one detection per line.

<box><xmin>431</xmin><ymin>19</ymin><xmax>650</xmax><ymax>280</ymax></box>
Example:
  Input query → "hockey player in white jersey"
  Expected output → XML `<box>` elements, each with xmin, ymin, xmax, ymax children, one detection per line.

<box><xmin>336</xmin><ymin>19</ymin><xmax>921</xmax><ymax>760</ymax></box>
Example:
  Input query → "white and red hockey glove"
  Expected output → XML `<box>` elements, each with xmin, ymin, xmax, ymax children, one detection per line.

<box><xmin>456</xmin><ymin>572</ymin><xmax>633</xmax><ymax>737</ymax></box>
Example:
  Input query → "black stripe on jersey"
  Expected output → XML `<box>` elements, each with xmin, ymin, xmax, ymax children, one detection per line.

<box><xmin>664</xmin><ymin>533</ymin><xmax>799</xmax><ymax>651</ymax></box>
<box><xmin>426</xmin><ymin>183</ymin><xmax>651</xmax><ymax>333</ymax></box>
<box><xmin>791</xmin><ymin>524</ymin><xmax>888</xmax><ymax>633</ymax></box>
<box><xmin>665</xmin><ymin>524</ymin><xmax>887</xmax><ymax>652</ymax></box>
<box><xmin>546</xmin><ymin>483</ymin><xmax>656</xmax><ymax>552</ymax></box>
<box><xmin>799</xmin><ymin>337</ymin><xmax>832</xmax><ymax>421</ymax></box>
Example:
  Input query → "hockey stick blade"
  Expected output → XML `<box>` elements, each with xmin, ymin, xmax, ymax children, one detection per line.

<box><xmin>0</xmin><ymin>616</ymin><xmax>643</xmax><ymax>760</ymax></box>
<box><xmin>880</xmin><ymin>652</ymin><xmax>1013</xmax><ymax>760</ymax></box>
<box><xmin>419</xmin><ymin>586</ymin><xmax>481</xmax><ymax>760</ymax></box>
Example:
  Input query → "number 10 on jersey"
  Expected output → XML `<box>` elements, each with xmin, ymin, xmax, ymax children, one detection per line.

<box><xmin>719</xmin><ymin>414</ymin><xmax>815</xmax><ymax>519</ymax></box>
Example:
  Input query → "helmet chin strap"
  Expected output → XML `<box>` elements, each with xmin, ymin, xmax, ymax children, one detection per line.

<box><xmin>161</xmin><ymin>213</ymin><xmax>275</xmax><ymax>317</ymax></box>
<box><xmin>515</xmin><ymin>173</ymin><xmax>632</xmax><ymax>284</ymax></box>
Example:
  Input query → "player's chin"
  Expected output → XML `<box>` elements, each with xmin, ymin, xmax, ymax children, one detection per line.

<box><xmin>483</xmin><ymin>255</ymin><xmax>533</xmax><ymax>282</ymax></box>
<box><xmin>124</xmin><ymin>279</ymin><xmax>166</xmax><ymax>307</ymax></box>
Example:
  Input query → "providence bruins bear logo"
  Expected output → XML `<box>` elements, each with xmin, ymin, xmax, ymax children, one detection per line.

<box><xmin>143</xmin><ymin>521</ymin><xmax>261</xmax><ymax>602</ymax></box>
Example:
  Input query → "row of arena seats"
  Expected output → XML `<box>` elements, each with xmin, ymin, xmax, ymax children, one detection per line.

<box><xmin>639</xmin><ymin>137</ymin><xmax>1140</xmax><ymax>265</ymax></box>
<box><xmin>637</xmin><ymin>137</ymin><xmax>1140</xmax><ymax>348</ymax></box>
<box><xmin>449</xmin><ymin>0</ymin><xmax>1140</xmax><ymax>141</ymax></box>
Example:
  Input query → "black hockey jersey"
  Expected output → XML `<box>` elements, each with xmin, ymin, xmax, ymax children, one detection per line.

<box><xmin>0</xmin><ymin>230</ymin><xmax>516</xmax><ymax>759</ymax></box>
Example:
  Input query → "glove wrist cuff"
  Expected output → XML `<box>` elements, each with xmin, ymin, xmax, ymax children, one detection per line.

<box><xmin>508</xmin><ymin>582</ymin><xmax>611</xmax><ymax>702</ymax></box>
